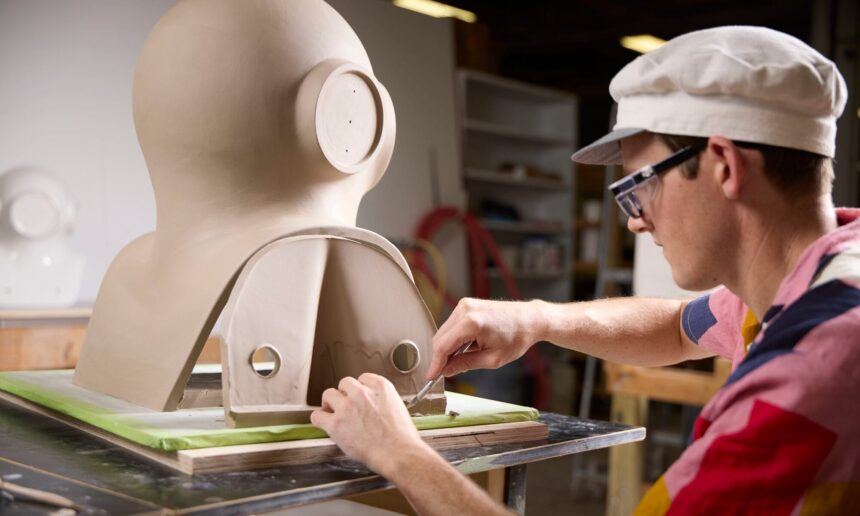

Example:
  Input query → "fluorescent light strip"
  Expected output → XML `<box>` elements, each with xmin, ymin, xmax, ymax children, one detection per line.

<box><xmin>620</xmin><ymin>34</ymin><xmax>667</xmax><ymax>54</ymax></box>
<box><xmin>393</xmin><ymin>0</ymin><xmax>477</xmax><ymax>23</ymax></box>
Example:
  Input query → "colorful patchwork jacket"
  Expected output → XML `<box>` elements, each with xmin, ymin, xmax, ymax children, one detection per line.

<box><xmin>636</xmin><ymin>208</ymin><xmax>860</xmax><ymax>515</ymax></box>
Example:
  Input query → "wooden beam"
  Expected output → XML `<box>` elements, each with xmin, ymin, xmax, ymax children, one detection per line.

<box><xmin>606</xmin><ymin>394</ymin><xmax>647</xmax><ymax>516</ymax></box>
<box><xmin>603</xmin><ymin>361</ymin><xmax>730</xmax><ymax>407</ymax></box>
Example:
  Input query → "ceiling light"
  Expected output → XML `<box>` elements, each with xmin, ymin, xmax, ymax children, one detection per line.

<box><xmin>393</xmin><ymin>0</ymin><xmax>477</xmax><ymax>23</ymax></box>
<box><xmin>620</xmin><ymin>34</ymin><xmax>667</xmax><ymax>54</ymax></box>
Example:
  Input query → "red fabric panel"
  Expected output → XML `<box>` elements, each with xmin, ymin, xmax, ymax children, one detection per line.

<box><xmin>669</xmin><ymin>399</ymin><xmax>836</xmax><ymax>515</ymax></box>
<box><xmin>692</xmin><ymin>416</ymin><xmax>712</xmax><ymax>442</ymax></box>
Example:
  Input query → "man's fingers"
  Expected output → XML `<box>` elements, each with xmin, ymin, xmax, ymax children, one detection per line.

<box><xmin>357</xmin><ymin>372</ymin><xmax>385</xmax><ymax>387</ymax></box>
<box><xmin>427</xmin><ymin>332</ymin><xmax>476</xmax><ymax>380</ymax></box>
<box><xmin>321</xmin><ymin>387</ymin><xmax>347</xmax><ymax>412</ymax></box>
<box><xmin>432</xmin><ymin>300</ymin><xmax>466</xmax><ymax>346</ymax></box>
<box><xmin>427</xmin><ymin>330</ymin><xmax>464</xmax><ymax>379</ymax></box>
<box><xmin>337</xmin><ymin>376</ymin><xmax>362</xmax><ymax>396</ymax></box>
<box><xmin>426</xmin><ymin>352</ymin><xmax>446</xmax><ymax>380</ymax></box>
<box><xmin>441</xmin><ymin>350</ymin><xmax>498</xmax><ymax>377</ymax></box>
<box><xmin>309</xmin><ymin>408</ymin><xmax>333</xmax><ymax>430</ymax></box>
<box><xmin>442</xmin><ymin>352</ymin><xmax>478</xmax><ymax>377</ymax></box>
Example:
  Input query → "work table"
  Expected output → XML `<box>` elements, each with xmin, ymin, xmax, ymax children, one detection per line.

<box><xmin>0</xmin><ymin>397</ymin><xmax>644</xmax><ymax>514</ymax></box>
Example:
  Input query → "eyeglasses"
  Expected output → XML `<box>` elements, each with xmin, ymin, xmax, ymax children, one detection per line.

<box><xmin>609</xmin><ymin>144</ymin><xmax>704</xmax><ymax>219</ymax></box>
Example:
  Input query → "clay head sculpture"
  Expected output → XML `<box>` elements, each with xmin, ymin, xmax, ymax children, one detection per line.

<box><xmin>74</xmin><ymin>0</ymin><xmax>445</xmax><ymax>424</ymax></box>
<box><xmin>0</xmin><ymin>166</ymin><xmax>84</xmax><ymax>308</ymax></box>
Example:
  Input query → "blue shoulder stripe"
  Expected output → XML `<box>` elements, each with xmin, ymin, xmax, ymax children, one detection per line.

<box><xmin>725</xmin><ymin>279</ymin><xmax>860</xmax><ymax>387</ymax></box>
<box><xmin>682</xmin><ymin>294</ymin><xmax>717</xmax><ymax>344</ymax></box>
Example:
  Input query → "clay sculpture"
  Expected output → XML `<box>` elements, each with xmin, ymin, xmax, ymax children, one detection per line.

<box><xmin>73</xmin><ymin>0</ymin><xmax>445</xmax><ymax>427</ymax></box>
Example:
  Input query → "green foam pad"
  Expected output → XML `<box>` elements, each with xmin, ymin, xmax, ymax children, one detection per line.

<box><xmin>0</xmin><ymin>369</ymin><xmax>539</xmax><ymax>451</ymax></box>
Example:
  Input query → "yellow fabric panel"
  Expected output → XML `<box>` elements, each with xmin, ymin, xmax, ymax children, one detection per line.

<box><xmin>741</xmin><ymin>309</ymin><xmax>761</xmax><ymax>354</ymax></box>
<box><xmin>634</xmin><ymin>475</ymin><xmax>671</xmax><ymax>516</ymax></box>
<box><xmin>800</xmin><ymin>482</ymin><xmax>860</xmax><ymax>515</ymax></box>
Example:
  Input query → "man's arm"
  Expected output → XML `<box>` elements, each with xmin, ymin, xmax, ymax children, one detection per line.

<box><xmin>540</xmin><ymin>296</ymin><xmax>714</xmax><ymax>366</ymax></box>
<box><xmin>310</xmin><ymin>374</ymin><xmax>510</xmax><ymax>516</ymax></box>
<box><xmin>428</xmin><ymin>296</ymin><xmax>714</xmax><ymax>378</ymax></box>
<box><xmin>381</xmin><ymin>441</ymin><xmax>511</xmax><ymax>516</ymax></box>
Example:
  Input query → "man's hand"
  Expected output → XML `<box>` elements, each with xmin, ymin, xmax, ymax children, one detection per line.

<box><xmin>426</xmin><ymin>297</ymin><xmax>548</xmax><ymax>380</ymax></box>
<box><xmin>309</xmin><ymin>373</ymin><xmax>429</xmax><ymax>477</ymax></box>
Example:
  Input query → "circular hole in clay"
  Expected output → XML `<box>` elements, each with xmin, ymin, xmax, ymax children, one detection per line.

<box><xmin>249</xmin><ymin>344</ymin><xmax>282</xmax><ymax>379</ymax></box>
<box><xmin>391</xmin><ymin>340</ymin><xmax>420</xmax><ymax>374</ymax></box>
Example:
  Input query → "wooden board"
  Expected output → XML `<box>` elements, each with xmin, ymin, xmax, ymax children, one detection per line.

<box><xmin>0</xmin><ymin>325</ymin><xmax>86</xmax><ymax>371</ymax></box>
<box><xmin>0</xmin><ymin>317</ymin><xmax>223</xmax><ymax>372</ymax></box>
<box><xmin>0</xmin><ymin>389</ymin><xmax>547</xmax><ymax>475</ymax></box>
<box><xmin>0</xmin><ymin>307</ymin><xmax>92</xmax><ymax>322</ymax></box>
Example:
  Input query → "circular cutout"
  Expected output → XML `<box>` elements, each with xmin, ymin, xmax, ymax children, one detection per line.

<box><xmin>248</xmin><ymin>344</ymin><xmax>282</xmax><ymax>379</ymax></box>
<box><xmin>391</xmin><ymin>340</ymin><xmax>420</xmax><ymax>374</ymax></box>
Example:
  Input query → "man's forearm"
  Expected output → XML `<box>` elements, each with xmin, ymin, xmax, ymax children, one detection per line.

<box><xmin>381</xmin><ymin>443</ymin><xmax>511</xmax><ymax>516</ymax></box>
<box><xmin>534</xmin><ymin>296</ymin><xmax>710</xmax><ymax>366</ymax></box>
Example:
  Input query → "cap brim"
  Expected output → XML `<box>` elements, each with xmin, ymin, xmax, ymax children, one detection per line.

<box><xmin>570</xmin><ymin>127</ymin><xmax>645</xmax><ymax>165</ymax></box>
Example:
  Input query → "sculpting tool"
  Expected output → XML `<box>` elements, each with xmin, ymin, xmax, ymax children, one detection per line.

<box><xmin>0</xmin><ymin>478</ymin><xmax>83</xmax><ymax>512</ymax></box>
<box><xmin>406</xmin><ymin>341</ymin><xmax>474</xmax><ymax>409</ymax></box>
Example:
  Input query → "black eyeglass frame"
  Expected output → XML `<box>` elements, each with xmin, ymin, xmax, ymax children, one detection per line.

<box><xmin>608</xmin><ymin>144</ymin><xmax>705</xmax><ymax>219</ymax></box>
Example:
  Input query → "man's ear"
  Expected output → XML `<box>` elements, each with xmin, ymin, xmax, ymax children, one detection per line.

<box><xmin>707</xmin><ymin>136</ymin><xmax>745</xmax><ymax>200</ymax></box>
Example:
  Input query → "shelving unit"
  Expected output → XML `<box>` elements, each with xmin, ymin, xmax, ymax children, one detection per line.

<box><xmin>457</xmin><ymin>69</ymin><xmax>577</xmax><ymax>302</ymax></box>
<box><xmin>464</xmin><ymin>168</ymin><xmax>567</xmax><ymax>190</ymax></box>
<box><xmin>570</xmin><ymin>164</ymin><xmax>636</xmax><ymax>300</ymax></box>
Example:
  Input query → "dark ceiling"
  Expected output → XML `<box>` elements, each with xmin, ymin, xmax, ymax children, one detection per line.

<box><xmin>439</xmin><ymin>0</ymin><xmax>818</xmax><ymax>142</ymax></box>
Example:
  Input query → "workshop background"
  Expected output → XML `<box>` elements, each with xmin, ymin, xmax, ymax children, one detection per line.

<box><xmin>1</xmin><ymin>1</ymin><xmax>857</xmax><ymax>514</ymax></box>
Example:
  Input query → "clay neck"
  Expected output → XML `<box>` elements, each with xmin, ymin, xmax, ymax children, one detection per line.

<box><xmin>728</xmin><ymin>196</ymin><xmax>836</xmax><ymax>321</ymax></box>
<box><xmin>152</xmin><ymin>167</ymin><xmax>364</xmax><ymax>239</ymax></box>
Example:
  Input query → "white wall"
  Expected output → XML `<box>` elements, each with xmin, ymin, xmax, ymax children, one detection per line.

<box><xmin>633</xmin><ymin>233</ymin><xmax>703</xmax><ymax>299</ymax></box>
<box><xmin>0</xmin><ymin>0</ymin><xmax>172</xmax><ymax>304</ymax></box>
<box><xmin>0</xmin><ymin>0</ymin><xmax>466</xmax><ymax>305</ymax></box>
<box><xmin>328</xmin><ymin>0</ymin><xmax>468</xmax><ymax>301</ymax></box>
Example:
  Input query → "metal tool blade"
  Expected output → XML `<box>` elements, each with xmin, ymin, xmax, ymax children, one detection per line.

<box><xmin>405</xmin><ymin>341</ymin><xmax>474</xmax><ymax>409</ymax></box>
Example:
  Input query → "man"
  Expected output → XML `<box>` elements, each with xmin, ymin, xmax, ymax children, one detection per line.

<box><xmin>311</xmin><ymin>26</ymin><xmax>860</xmax><ymax>514</ymax></box>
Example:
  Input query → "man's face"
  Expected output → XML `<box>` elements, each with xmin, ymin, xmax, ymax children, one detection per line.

<box><xmin>619</xmin><ymin>133</ymin><xmax>728</xmax><ymax>291</ymax></box>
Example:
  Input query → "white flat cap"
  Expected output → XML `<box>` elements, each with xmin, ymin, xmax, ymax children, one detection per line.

<box><xmin>572</xmin><ymin>26</ymin><xmax>848</xmax><ymax>164</ymax></box>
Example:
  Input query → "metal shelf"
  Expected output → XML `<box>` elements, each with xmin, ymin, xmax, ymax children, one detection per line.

<box><xmin>465</xmin><ymin>168</ymin><xmax>569</xmax><ymax>190</ymax></box>
<box><xmin>464</xmin><ymin>119</ymin><xmax>572</xmax><ymax>146</ymax></box>
<box><xmin>480</xmin><ymin>219</ymin><xmax>569</xmax><ymax>235</ymax></box>
<box><xmin>486</xmin><ymin>268</ymin><xmax>567</xmax><ymax>280</ymax></box>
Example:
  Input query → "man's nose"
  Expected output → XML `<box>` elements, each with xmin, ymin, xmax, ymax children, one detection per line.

<box><xmin>627</xmin><ymin>214</ymin><xmax>653</xmax><ymax>234</ymax></box>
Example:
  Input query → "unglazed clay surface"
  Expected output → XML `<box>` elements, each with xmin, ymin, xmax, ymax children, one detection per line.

<box><xmin>73</xmin><ymin>0</ymin><xmax>445</xmax><ymax>421</ymax></box>
<box><xmin>221</xmin><ymin>235</ymin><xmax>442</xmax><ymax>428</ymax></box>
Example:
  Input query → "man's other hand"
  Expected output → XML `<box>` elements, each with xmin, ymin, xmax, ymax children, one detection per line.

<box><xmin>309</xmin><ymin>373</ymin><xmax>427</xmax><ymax>477</ymax></box>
